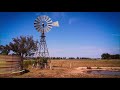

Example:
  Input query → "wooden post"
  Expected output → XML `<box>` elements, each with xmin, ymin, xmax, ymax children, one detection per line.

<box><xmin>45</xmin><ymin>63</ymin><xmax>46</xmax><ymax>69</ymax></box>
<box><xmin>37</xmin><ymin>63</ymin><xmax>39</xmax><ymax>68</ymax></box>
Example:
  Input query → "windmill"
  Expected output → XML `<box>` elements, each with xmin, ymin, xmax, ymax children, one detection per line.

<box><xmin>34</xmin><ymin>15</ymin><xmax>59</xmax><ymax>68</ymax></box>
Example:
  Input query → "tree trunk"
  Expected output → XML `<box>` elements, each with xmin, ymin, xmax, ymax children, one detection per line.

<box><xmin>20</xmin><ymin>54</ymin><xmax>24</xmax><ymax>70</ymax></box>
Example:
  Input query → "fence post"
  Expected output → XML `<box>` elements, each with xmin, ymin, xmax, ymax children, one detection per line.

<box><xmin>45</xmin><ymin>63</ymin><xmax>46</xmax><ymax>69</ymax></box>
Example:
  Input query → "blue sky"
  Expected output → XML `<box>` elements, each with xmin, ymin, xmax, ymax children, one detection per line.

<box><xmin>0</xmin><ymin>12</ymin><xmax>120</xmax><ymax>58</ymax></box>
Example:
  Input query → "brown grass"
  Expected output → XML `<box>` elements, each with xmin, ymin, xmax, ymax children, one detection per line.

<box><xmin>1</xmin><ymin>59</ymin><xmax>120</xmax><ymax>78</ymax></box>
<box><xmin>50</xmin><ymin>59</ymin><xmax>120</xmax><ymax>68</ymax></box>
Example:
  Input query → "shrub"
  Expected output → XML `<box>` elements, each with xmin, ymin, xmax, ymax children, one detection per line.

<box><xmin>23</xmin><ymin>60</ymin><xmax>35</xmax><ymax>69</ymax></box>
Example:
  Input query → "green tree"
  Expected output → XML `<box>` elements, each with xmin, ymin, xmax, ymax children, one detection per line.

<box><xmin>0</xmin><ymin>45</ymin><xmax>10</xmax><ymax>55</ymax></box>
<box><xmin>110</xmin><ymin>54</ymin><xmax>120</xmax><ymax>59</ymax></box>
<box><xmin>9</xmin><ymin>35</ymin><xmax>38</xmax><ymax>69</ymax></box>
<box><xmin>101</xmin><ymin>53</ymin><xmax>110</xmax><ymax>59</ymax></box>
<box><xmin>76</xmin><ymin>57</ymin><xmax>79</xmax><ymax>59</ymax></box>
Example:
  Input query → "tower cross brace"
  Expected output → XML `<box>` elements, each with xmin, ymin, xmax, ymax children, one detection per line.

<box><xmin>34</xmin><ymin>23</ymin><xmax>49</xmax><ymax>59</ymax></box>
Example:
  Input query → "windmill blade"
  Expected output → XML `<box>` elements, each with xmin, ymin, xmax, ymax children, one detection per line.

<box><xmin>47</xmin><ymin>22</ymin><xmax>53</xmax><ymax>26</ymax></box>
<box><xmin>46</xmin><ymin>27</ymin><xmax>50</xmax><ymax>32</ymax></box>
<box><xmin>44</xmin><ymin>27</ymin><xmax>47</xmax><ymax>32</ymax></box>
<box><xmin>38</xmin><ymin>26</ymin><xmax>43</xmax><ymax>32</ymax></box>
<box><xmin>34</xmin><ymin>24</ymin><xmax>40</xmax><ymax>29</ymax></box>
<box><xmin>45</xmin><ymin>27</ymin><xmax>49</xmax><ymax>32</ymax></box>
<box><xmin>45</xmin><ymin>27</ymin><xmax>50</xmax><ymax>32</ymax></box>
<box><xmin>34</xmin><ymin>19</ymin><xmax>40</xmax><ymax>23</ymax></box>
<box><xmin>41</xmin><ymin>16</ymin><xmax>45</xmax><ymax>21</ymax></box>
<box><xmin>47</xmin><ymin>23</ymin><xmax>52</xmax><ymax>28</ymax></box>
<box><xmin>37</xmin><ymin>28</ymin><xmax>41</xmax><ymax>32</ymax></box>
<box><xmin>46</xmin><ymin>17</ymin><xmax>52</xmax><ymax>23</ymax></box>
<box><xmin>44</xmin><ymin>27</ymin><xmax>48</xmax><ymax>32</ymax></box>
<box><xmin>47</xmin><ymin>26</ymin><xmax>52</xmax><ymax>31</ymax></box>
<box><xmin>42</xmin><ymin>15</ymin><xmax>45</xmax><ymax>21</ymax></box>
<box><xmin>47</xmin><ymin>22</ymin><xmax>53</xmax><ymax>25</ymax></box>
<box><xmin>52</xmin><ymin>21</ymin><xmax>59</xmax><ymax>27</ymax></box>
<box><xmin>35</xmin><ymin>26</ymin><xmax>40</xmax><ymax>31</ymax></box>
<box><xmin>43</xmin><ymin>15</ymin><xmax>47</xmax><ymax>21</ymax></box>
<box><xmin>34</xmin><ymin>24</ymin><xmax>43</xmax><ymax>32</ymax></box>
<box><xmin>47</xmin><ymin>20</ymin><xmax>52</xmax><ymax>23</ymax></box>
<box><xmin>44</xmin><ymin>16</ymin><xmax>49</xmax><ymax>22</ymax></box>
<box><xmin>44</xmin><ymin>15</ymin><xmax>47</xmax><ymax>21</ymax></box>
<box><xmin>44</xmin><ymin>15</ymin><xmax>48</xmax><ymax>22</ymax></box>
<box><xmin>34</xmin><ymin>22</ymin><xmax>39</xmax><ymax>25</ymax></box>
<box><xmin>34</xmin><ymin>22</ymin><xmax>40</xmax><ymax>26</ymax></box>
<box><xmin>38</xmin><ymin>16</ymin><xmax>41</xmax><ymax>21</ymax></box>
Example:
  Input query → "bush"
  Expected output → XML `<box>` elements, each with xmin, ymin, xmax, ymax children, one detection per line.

<box><xmin>23</xmin><ymin>57</ymin><xmax>49</xmax><ymax>69</ymax></box>
<box><xmin>23</xmin><ymin>60</ymin><xmax>35</xmax><ymax>69</ymax></box>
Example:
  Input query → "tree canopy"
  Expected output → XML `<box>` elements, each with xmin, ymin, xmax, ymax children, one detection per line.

<box><xmin>101</xmin><ymin>53</ymin><xmax>120</xmax><ymax>59</ymax></box>
<box><xmin>0</xmin><ymin>45</ymin><xmax>10</xmax><ymax>55</ymax></box>
<box><xmin>9</xmin><ymin>35</ymin><xmax>38</xmax><ymax>57</ymax></box>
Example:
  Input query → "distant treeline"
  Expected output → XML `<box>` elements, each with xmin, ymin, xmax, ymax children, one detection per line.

<box><xmin>101</xmin><ymin>53</ymin><xmax>120</xmax><ymax>59</ymax></box>
<box><xmin>24</xmin><ymin>53</ymin><xmax>120</xmax><ymax>60</ymax></box>
<box><xmin>48</xmin><ymin>57</ymin><xmax>95</xmax><ymax>60</ymax></box>
<box><xmin>24</xmin><ymin>57</ymin><xmax>100</xmax><ymax>60</ymax></box>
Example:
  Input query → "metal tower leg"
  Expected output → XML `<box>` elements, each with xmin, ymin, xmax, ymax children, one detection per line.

<box><xmin>34</xmin><ymin>32</ymin><xmax>50</xmax><ymax>68</ymax></box>
<box><xmin>39</xmin><ymin>32</ymin><xmax>49</xmax><ymax>58</ymax></box>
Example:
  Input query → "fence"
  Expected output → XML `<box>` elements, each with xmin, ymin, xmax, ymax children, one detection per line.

<box><xmin>0</xmin><ymin>55</ymin><xmax>22</xmax><ymax>74</ymax></box>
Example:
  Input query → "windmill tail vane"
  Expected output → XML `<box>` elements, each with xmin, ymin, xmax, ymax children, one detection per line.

<box><xmin>52</xmin><ymin>21</ymin><xmax>59</xmax><ymax>27</ymax></box>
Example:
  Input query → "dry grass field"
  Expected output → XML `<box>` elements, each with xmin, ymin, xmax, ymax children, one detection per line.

<box><xmin>14</xmin><ymin>59</ymin><xmax>120</xmax><ymax>78</ymax></box>
<box><xmin>1</xmin><ymin>59</ymin><xmax>120</xmax><ymax>78</ymax></box>
<box><xmin>50</xmin><ymin>59</ymin><xmax>120</xmax><ymax>68</ymax></box>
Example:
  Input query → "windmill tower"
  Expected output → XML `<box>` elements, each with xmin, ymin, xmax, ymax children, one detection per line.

<box><xmin>34</xmin><ymin>15</ymin><xmax>59</xmax><ymax>68</ymax></box>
